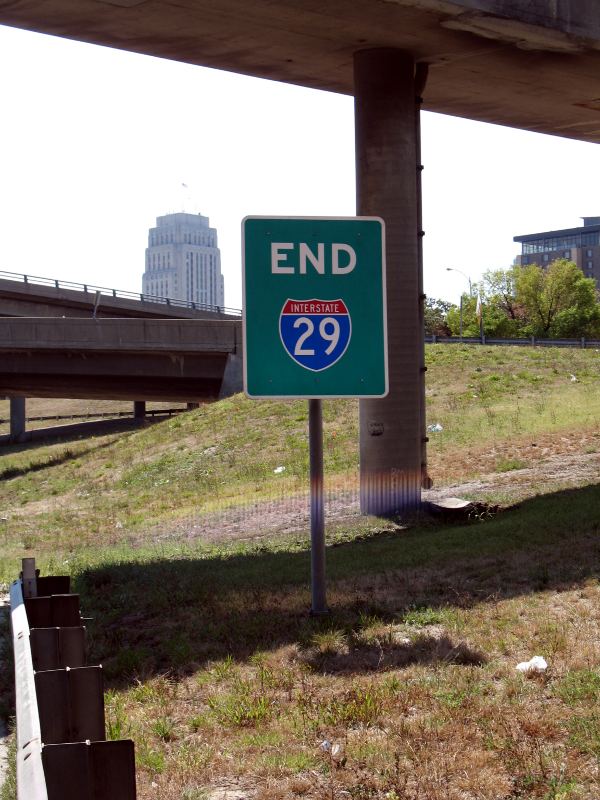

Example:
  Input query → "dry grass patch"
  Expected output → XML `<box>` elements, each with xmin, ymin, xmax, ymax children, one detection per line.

<box><xmin>52</xmin><ymin>482</ymin><xmax>598</xmax><ymax>799</ymax></box>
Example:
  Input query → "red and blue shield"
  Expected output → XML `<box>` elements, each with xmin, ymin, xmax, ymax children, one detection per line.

<box><xmin>279</xmin><ymin>298</ymin><xmax>352</xmax><ymax>372</ymax></box>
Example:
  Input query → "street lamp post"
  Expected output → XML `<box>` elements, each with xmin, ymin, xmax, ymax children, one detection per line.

<box><xmin>446</xmin><ymin>267</ymin><xmax>472</xmax><ymax>340</ymax></box>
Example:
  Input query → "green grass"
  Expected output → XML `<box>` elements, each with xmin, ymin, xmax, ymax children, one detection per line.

<box><xmin>0</xmin><ymin>344</ymin><xmax>599</xmax><ymax>584</ymax></box>
<box><xmin>0</xmin><ymin>730</ymin><xmax>16</xmax><ymax>800</ymax></box>
<box><xmin>1</xmin><ymin>344</ymin><xmax>600</xmax><ymax>798</ymax></box>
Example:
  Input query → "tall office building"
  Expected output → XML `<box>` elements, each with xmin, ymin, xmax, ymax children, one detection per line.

<box><xmin>142</xmin><ymin>212</ymin><xmax>225</xmax><ymax>308</ymax></box>
<box><xmin>514</xmin><ymin>217</ymin><xmax>600</xmax><ymax>284</ymax></box>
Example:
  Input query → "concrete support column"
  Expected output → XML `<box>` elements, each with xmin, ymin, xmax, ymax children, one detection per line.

<box><xmin>10</xmin><ymin>396</ymin><xmax>26</xmax><ymax>442</ymax></box>
<box><xmin>354</xmin><ymin>49</ymin><xmax>426</xmax><ymax>516</ymax></box>
<box><xmin>133</xmin><ymin>401</ymin><xmax>146</xmax><ymax>420</ymax></box>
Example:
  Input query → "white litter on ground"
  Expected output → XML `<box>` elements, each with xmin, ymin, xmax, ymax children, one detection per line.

<box><xmin>516</xmin><ymin>655</ymin><xmax>548</xmax><ymax>674</ymax></box>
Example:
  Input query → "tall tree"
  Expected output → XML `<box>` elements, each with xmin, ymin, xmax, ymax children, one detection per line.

<box><xmin>482</xmin><ymin>267</ymin><xmax>521</xmax><ymax>320</ymax></box>
<box><xmin>515</xmin><ymin>259</ymin><xmax>600</xmax><ymax>338</ymax></box>
<box><xmin>424</xmin><ymin>297</ymin><xmax>454</xmax><ymax>336</ymax></box>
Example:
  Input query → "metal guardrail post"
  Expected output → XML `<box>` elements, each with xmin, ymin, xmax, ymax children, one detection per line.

<box><xmin>9</xmin><ymin>579</ymin><xmax>49</xmax><ymax>800</ymax></box>
<box><xmin>30</xmin><ymin>628</ymin><xmax>86</xmax><ymax>671</ymax></box>
<box><xmin>22</xmin><ymin>558</ymin><xmax>37</xmax><ymax>599</ymax></box>
<box><xmin>10</xmin><ymin>565</ymin><xmax>137</xmax><ymax>799</ymax></box>
<box><xmin>36</xmin><ymin>666</ymin><xmax>105</xmax><ymax>745</ymax></box>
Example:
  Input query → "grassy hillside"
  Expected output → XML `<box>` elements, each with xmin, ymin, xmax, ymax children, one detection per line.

<box><xmin>0</xmin><ymin>344</ymin><xmax>599</xmax><ymax>582</ymax></box>
<box><xmin>1</xmin><ymin>344</ymin><xmax>600</xmax><ymax>799</ymax></box>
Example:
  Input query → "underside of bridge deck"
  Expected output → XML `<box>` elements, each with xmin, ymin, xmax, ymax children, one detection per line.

<box><xmin>1</xmin><ymin>1</ymin><xmax>600</xmax><ymax>142</ymax></box>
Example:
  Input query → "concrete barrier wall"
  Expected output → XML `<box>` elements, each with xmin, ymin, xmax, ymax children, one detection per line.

<box><xmin>0</xmin><ymin>317</ymin><xmax>241</xmax><ymax>354</ymax></box>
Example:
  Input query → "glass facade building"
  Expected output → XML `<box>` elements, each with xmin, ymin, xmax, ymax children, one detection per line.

<box><xmin>514</xmin><ymin>218</ymin><xmax>600</xmax><ymax>283</ymax></box>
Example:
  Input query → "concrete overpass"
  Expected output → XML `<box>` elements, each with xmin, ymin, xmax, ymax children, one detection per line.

<box><xmin>0</xmin><ymin>271</ymin><xmax>241</xmax><ymax>320</ymax></box>
<box><xmin>1</xmin><ymin>317</ymin><xmax>242</xmax><ymax>441</ymax></box>
<box><xmin>1</xmin><ymin>0</ymin><xmax>598</xmax><ymax>513</ymax></box>
<box><xmin>1</xmin><ymin>1</ymin><xmax>599</xmax><ymax>143</ymax></box>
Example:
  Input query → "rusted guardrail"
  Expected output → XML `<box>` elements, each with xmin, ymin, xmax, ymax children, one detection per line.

<box><xmin>10</xmin><ymin>558</ymin><xmax>137</xmax><ymax>800</ymax></box>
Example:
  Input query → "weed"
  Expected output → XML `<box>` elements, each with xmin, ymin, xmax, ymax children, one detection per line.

<box><xmin>209</xmin><ymin>654</ymin><xmax>235</xmax><ymax>681</ymax></box>
<box><xmin>152</xmin><ymin>716</ymin><xmax>176</xmax><ymax>742</ymax></box>
<box><xmin>321</xmin><ymin>686</ymin><xmax>383</xmax><ymax>727</ymax></box>
<box><xmin>568</xmin><ymin>714</ymin><xmax>600</xmax><ymax>756</ymax></box>
<box><xmin>207</xmin><ymin>681</ymin><xmax>272</xmax><ymax>727</ymax></box>
<box><xmin>105</xmin><ymin>691</ymin><xmax>129</xmax><ymax>740</ymax></box>
<box><xmin>557</xmin><ymin>670</ymin><xmax>600</xmax><ymax>705</ymax></box>
<box><xmin>496</xmin><ymin>457</ymin><xmax>527</xmax><ymax>472</ymax></box>
<box><xmin>136</xmin><ymin>744</ymin><xmax>166</xmax><ymax>774</ymax></box>
<box><xmin>310</xmin><ymin>630</ymin><xmax>348</xmax><ymax>655</ymax></box>
<box><xmin>189</xmin><ymin>714</ymin><xmax>208</xmax><ymax>732</ymax></box>
<box><xmin>403</xmin><ymin>607</ymin><xmax>445</xmax><ymax>627</ymax></box>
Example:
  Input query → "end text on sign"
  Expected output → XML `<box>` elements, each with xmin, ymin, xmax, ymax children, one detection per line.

<box><xmin>271</xmin><ymin>243</ymin><xmax>356</xmax><ymax>275</ymax></box>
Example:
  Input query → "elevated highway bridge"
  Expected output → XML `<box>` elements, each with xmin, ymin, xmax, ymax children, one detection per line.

<box><xmin>0</xmin><ymin>271</ymin><xmax>241</xmax><ymax>320</ymax></box>
<box><xmin>0</xmin><ymin>273</ymin><xmax>244</xmax><ymax>443</ymax></box>
<box><xmin>1</xmin><ymin>317</ymin><xmax>242</xmax><ymax>442</ymax></box>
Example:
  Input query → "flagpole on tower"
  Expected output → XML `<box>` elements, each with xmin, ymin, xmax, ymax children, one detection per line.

<box><xmin>181</xmin><ymin>181</ymin><xmax>191</xmax><ymax>212</ymax></box>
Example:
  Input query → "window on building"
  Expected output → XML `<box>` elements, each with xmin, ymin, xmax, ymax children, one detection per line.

<box><xmin>588</xmin><ymin>261</ymin><xmax>593</xmax><ymax>269</ymax></box>
<box><xmin>542</xmin><ymin>253</ymin><xmax>549</xmax><ymax>262</ymax></box>
<box><xmin>582</xmin><ymin>232</ymin><xmax>600</xmax><ymax>246</ymax></box>
<box><xmin>564</xmin><ymin>250</ymin><xmax>571</xmax><ymax>259</ymax></box>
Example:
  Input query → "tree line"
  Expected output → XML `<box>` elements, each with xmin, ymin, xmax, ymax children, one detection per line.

<box><xmin>426</xmin><ymin>259</ymin><xmax>600</xmax><ymax>339</ymax></box>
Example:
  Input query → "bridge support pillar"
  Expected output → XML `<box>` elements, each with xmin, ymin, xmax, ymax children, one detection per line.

<box><xmin>133</xmin><ymin>401</ymin><xmax>146</xmax><ymax>421</ymax></box>
<box><xmin>10</xmin><ymin>396</ymin><xmax>26</xmax><ymax>442</ymax></box>
<box><xmin>355</xmin><ymin>49</ymin><xmax>427</xmax><ymax>516</ymax></box>
<box><xmin>219</xmin><ymin>353</ymin><xmax>243</xmax><ymax>399</ymax></box>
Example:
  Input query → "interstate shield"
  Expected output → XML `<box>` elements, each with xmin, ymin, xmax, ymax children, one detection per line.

<box><xmin>279</xmin><ymin>298</ymin><xmax>352</xmax><ymax>372</ymax></box>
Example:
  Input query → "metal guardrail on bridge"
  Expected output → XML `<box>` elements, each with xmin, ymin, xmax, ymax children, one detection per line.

<box><xmin>426</xmin><ymin>335</ymin><xmax>600</xmax><ymax>348</ymax></box>
<box><xmin>0</xmin><ymin>269</ymin><xmax>242</xmax><ymax>317</ymax></box>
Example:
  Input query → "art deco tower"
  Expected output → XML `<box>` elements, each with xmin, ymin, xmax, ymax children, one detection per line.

<box><xmin>142</xmin><ymin>212</ymin><xmax>225</xmax><ymax>308</ymax></box>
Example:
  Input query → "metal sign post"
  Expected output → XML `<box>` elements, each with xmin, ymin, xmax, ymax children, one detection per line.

<box><xmin>242</xmin><ymin>216</ymin><xmax>388</xmax><ymax>613</ymax></box>
<box><xmin>308</xmin><ymin>398</ymin><xmax>326</xmax><ymax>614</ymax></box>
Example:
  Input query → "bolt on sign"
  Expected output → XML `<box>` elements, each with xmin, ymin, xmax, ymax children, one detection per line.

<box><xmin>242</xmin><ymin>217</ymin><xmax>388</xmax><ymax>398</ymax></box>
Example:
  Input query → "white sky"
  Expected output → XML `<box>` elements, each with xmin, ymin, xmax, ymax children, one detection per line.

<box><xmin>1</xmin><ymin>23</ymin><xmax>600</xmax><ymax>310</ymax></box>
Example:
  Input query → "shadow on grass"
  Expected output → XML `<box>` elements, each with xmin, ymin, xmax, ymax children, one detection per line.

<box><xmin>0</xmin><ymin>431</ymin><xmax>138</xmax><ymax>481</ymax></box>
<box><xmin>74</xmin><ymin>482</ymin><xmax>600</xmax><ymax>686</ymax></box>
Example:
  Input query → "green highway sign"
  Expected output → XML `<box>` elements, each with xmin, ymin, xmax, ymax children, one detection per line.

<box><xmin>242</xmin><ymin>216</ymin><xmax>388</xmax><ymax>398</ymax></box>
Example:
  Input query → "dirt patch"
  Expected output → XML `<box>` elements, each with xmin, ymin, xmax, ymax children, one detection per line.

<box><xmin>427</xmin><ymin>428</ymin><xmax>600</xmax><ymax>484</ymax></box>
<box><xmin>147</xmin><ymin>441</ymin><xmax>599</xmax><ymax>546</ymax></box>
<box><xmin>426</xmin><ymin>449</ymin><xmax>600</xmax><ymax>504</ymax></box>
